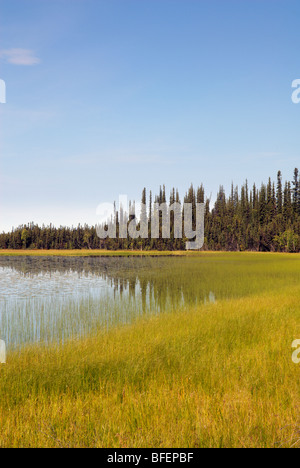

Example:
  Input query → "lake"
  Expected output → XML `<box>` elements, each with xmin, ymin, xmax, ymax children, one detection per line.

<box><xmin>1</xmin><ymin>253</ymin><xmax>300</xmax><ymax>349</ymax></box>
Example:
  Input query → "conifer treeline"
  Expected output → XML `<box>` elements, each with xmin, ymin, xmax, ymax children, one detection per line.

<box><xmin>1</xmin><ymin>169</ymin><xmax>300</xmax><ymax>252</ymax></box>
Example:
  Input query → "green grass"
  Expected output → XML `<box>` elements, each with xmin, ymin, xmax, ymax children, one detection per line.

<box><xmin>0</xmin><ymin>249</ymin><xmax>185</xmax><ymax>257</ymax></box>
<box><xmin>1</xmin><ymin>249</ymin><xmax>293</xmax><ymax>257</ymax></box>
<box><xmin>1</xmin><ymin>253</ymin><xmax>300</xmax><ymax>447</ymax></box>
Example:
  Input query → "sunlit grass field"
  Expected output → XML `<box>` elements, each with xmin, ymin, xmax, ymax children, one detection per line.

<box><xmin>1</xmin><ymin>252</ymin><xmax>300</xmax><ymax>448</ymax></box>
<box><xmin>0</xmin><ymin>249</ymin><xmax>289</xmax><ymax>257</ymax></box>
<box><xmin>0</xmin><ymin>249</ymin><xmax>188</xmax><ymax>257</ymax></box>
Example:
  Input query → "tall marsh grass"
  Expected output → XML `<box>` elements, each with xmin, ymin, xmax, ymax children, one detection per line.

<box><xmin>1</xmin><ymin>253</ymin><xmax>300</xmax><ymax>447</ymax></box>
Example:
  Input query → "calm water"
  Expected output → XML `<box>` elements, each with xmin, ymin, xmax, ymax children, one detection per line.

<box><xmin>0</xmin><ymin>254</ymin><xmax>300</xmax><ymax>349</ymax></box>
<box><xmin>0</xmin><ymin>256</ymin><xmax>215</xmax><ymax>349</ymax></box>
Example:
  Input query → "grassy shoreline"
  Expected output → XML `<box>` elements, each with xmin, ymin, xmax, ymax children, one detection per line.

<box><xmin>1</xmin><ymin>251</ymin><xmax>300</xmax><ymax>447</ymax></box>
<box><xmin>1</xmin><ymin>285</ymin><xmax>300</xmax><ymax>447</ymax></box>
<box><xmin>0</xmin><ymin>249</ymin><xmax>298</xmax><ymax>257</ymax></box>
<box><xmin>0</xmin><ymin>249</ymin><xmax>199</xmax><ymax>257</ymax></box>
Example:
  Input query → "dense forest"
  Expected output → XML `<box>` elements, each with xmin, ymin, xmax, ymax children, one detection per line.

<box><xmin>1</xmin><ymin>169</ymin><xmax>300</xmax><ymax>252</ymax></box>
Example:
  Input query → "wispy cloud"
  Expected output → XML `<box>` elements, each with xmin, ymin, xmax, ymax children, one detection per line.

<box><xmin>0</xmin><ymin>49</ymin><xmax>40</xmax><ymax>66</ymax></box>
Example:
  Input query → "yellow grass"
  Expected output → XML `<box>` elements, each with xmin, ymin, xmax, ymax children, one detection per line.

<box><xmin>0</xmin><ymin>249</ymin><xmax>297</xmax><ymax>257</ymax></box>
<box><xmin>1</xmin><ymin>282</ymin><xmax>300</xmax><ymax>447</ymax></box>
<box><xmin>0</xmin><ymin>249</ymin><xmax>188</xmax><ymax>257</ymax></box>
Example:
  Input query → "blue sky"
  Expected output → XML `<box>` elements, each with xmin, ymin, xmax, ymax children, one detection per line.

<box><xmin>0</xmin><ymin>0</ymin><xmax>300</xmax><ymax>231</ymax></box>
